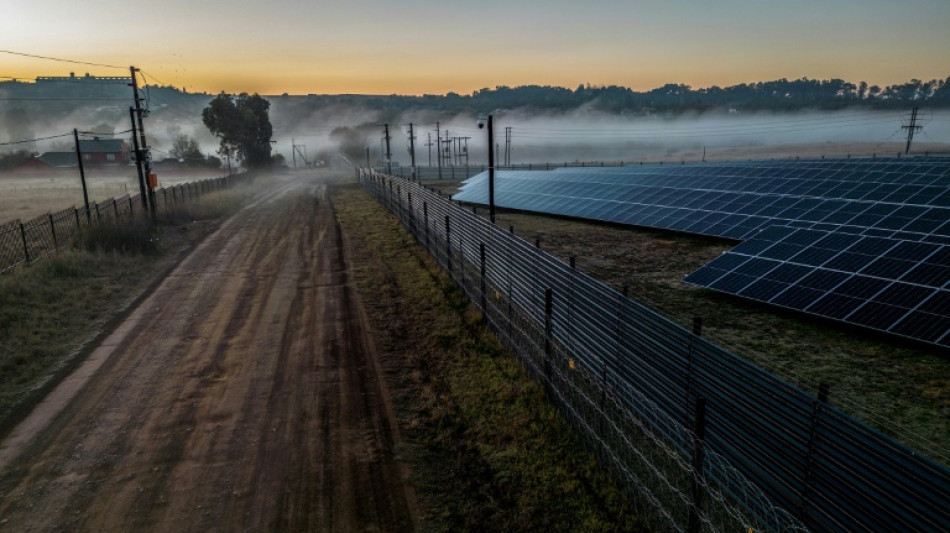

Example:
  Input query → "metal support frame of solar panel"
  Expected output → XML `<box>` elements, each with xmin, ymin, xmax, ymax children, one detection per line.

<box><xmin>453</xmin><ymin>162</ymin><xmax>950</xmax><ymax>243</ymax></box>
<box><xmin>683</xmin><ymin>224</ymin><xmax>950</xmax><ymax>348</ymax></box>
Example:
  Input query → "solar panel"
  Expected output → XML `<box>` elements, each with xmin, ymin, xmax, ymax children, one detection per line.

<box><xmin>451</xmin><ymin>158</ymin><xmax>950</xmax><ymax>348</ymax></box>
<box><xmin>683</xmin><ymin>225</ymin><xmax>950</xmax><ymax>348</ymax></box>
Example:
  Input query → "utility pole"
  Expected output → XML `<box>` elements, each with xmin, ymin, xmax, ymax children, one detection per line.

<box><xmin>902</xmin><ymin>107</ymin><xmax>922</xmax><ymax>154</ymax></box>
<box><xmin>426</xmin><ymin>132</ymin><xmax>433</xmax><ymax>167</ymax></box>
<box><xmin>383</xmin><ymin>123</ymin><xmax>392</xmax><ymax>174</ymax></box>
<box><xmin>504</xmin><ymin>126</ymin><xmax>512</xmax><ymax>166</ymax></box>
<box><xmin>441</xmin><ymin>130</ymin><xmax>452</xmax><ymax>169</ymax></box>
<box><xmin>435</xmin><ymin>122</ymin><xmax>442</xmax><ymax>178</ymax></box>
<box><xmin>407</xmin><ymin>122</ymin><xmax>416</xmax><ymax>180</ymax></box>
<box><xmin>130</xmin><ymin>66</ymin><xmax>155</xmax><ymax>217</ymax></box>
<box><xmin>73</xmin><ymin>129</ymin><xmax>91</xmax><ymax>221</ymax></box>
<box><xmin>292</xmin><ymin>138</ymin><xmax>297</xmax><ymax>169</ymax></box>
<box><xmin>365</xmin><ymin>146</ymin><xmax>370</xmax><ymax>168</ymax></box>
<box><xmin>129</xmin><ymin>108</ymin><xmax>148</xmax><ymax>210</ymax></box>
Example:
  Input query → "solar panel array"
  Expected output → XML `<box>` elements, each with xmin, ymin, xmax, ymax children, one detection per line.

<box><xmin>452</xmin><ymin>158</ymin><xmax>950</xmax><ymax>348</ymax></box>
<box><xmin>453</xmin><ymin>160</ymin><xmax>950</xmax><ymax>242</ymax></box>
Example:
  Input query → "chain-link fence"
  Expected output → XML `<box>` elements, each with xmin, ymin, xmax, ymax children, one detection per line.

<box><xmin>359</xmin><ymin>169</ymin><xmax>950</xmax><ymax>533</ymax></box>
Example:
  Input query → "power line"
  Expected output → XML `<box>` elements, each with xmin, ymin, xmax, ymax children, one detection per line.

<box><xmin>0</xmin><ymin>132</ymin><xmax>73</xmax><ymax>147</ymax></box>
<box><xmin>0</xmin><ymin>97</ymin><xmax>128</xmax><ymax>101</ymax></box>
<box><xmin>139</xmin><ymin>70</ymin><xmax>170</xmax><ymax>87</ymax></box>
<box><xmin>0</xmin><ymin>49</ymin><xmax>126</xmax><ymax>70</ymax></box>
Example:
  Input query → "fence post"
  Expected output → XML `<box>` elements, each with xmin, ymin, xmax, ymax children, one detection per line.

<box><xmin>459</xmin><ymin>236</ymin><xmax>465</xmax><ymax>289</ymax></box>
<box><xmin>113</xmin><ymin>199</ymin><xmax>119</xmax><ymax>222</ymax></box>
<box><xmin>94</xmin><ymin>203</ymin><xmax>101</xmax><ymax>223</ymax></box>
<box><xmin>74</xmin><ymin>207</ymin><xmax>80</xmax><ymax>232</ymax></box>
<box><xmin>688</xmin><ymin>397</ymin><xmax>708</xmax><ymax>533</ymax></box>
<box><xmin>407</xmin><ymin>191</ymin><xmax>414</xmax><ymax>234</ymax></box>
<box><xmin>799</xmin><ymin>382</ymin><xmax>830</xmax><ymax>521</ymax></box>
<box><xmin>445</xmin><ymin>215</ymin><xmax>452</xmax><ymax>275</ymax></box>
<box><xmin>20</xmin><ymin>222</ymin><xmax>30</xmax><ymax>263</ymax></box>
<box><xmin>686</xmin><ymin>316</ymin><xmax>703</xmax><ymax>425</ymax></box>
<box><xmin>544</xmin><ymin>288</ymin><xmax>553</xmax><ymax>381</ymax></box>
<box><xmin>49</xmin><ymin>214</ymin><xmax>58</xmax><ymax>253</ymax></box>
<box><xmin>480</xmin><ymin>242</ymin><xmax>487</xmax><ymax>314</ymax></box>
<box><xmin>506</xmin><ymin>226</ymin><xmax>514</xmax><ymax>343</ymax></box>
<box><xmin>423</xmin><ymin>201</ymin><xmax>429</xmax><ymax>251</ymax></box>
<box><xmin>605</xmin><ymin>285</ymin><xmax>629</xmax><ymax>414</ymax></box>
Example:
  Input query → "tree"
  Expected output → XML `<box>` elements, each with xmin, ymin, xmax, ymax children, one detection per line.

<box><xmin>3</xmin><ymin>108</ymin><xmax>34</xmax><ymax>148</ymax></box>
<box><xmin>202</xmin><ymin>92</ymin><xmax>273</xmax><ymax>169</ymax></box>
<box><xmin>170</xmin><ymin>134</ymin><xmax>202</xmax><ymax>163</ymax></box>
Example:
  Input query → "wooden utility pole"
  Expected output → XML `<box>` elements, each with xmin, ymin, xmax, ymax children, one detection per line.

<box><xmin>129</xmin><ymin>108</ymin><xmax>148</xmax><ymax>209</ymax></box>
<box><xmin>435</xmin><ymin>122</ymin><xmax>442</xmax><ymax>178</ymax></box>
<box><xmin>426</xmin><ymin>132</ymin><xmax>433</xmax><ymax>167</ymax></box>
<box><xmin>383</xmin><ymin>123</ymin><xmax>392</xmax><ymax>174</ymax></box>
<box><xmin>130</xmin><ymin>66</ymin><xmax>155</xmax><ymax>216</ymax></box>
<box><xmin>407</xmin><ymin>123</ymin><xmax>416</xmax><ymax>179</ymax></box>
<box><xmin>903</xmin><ymin>107</ymin><xmax>921</xmax><ymax>154</ymax></box>
<box><xmin>73</xmin><ymin>129</ymin><xmax>91</xmax><ymax>221</ymax></box>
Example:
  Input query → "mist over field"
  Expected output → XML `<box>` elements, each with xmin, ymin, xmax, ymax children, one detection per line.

<box><xmin>2</xmin><ymin>80</ymin><xmax>948</xmax><ymax>169</ymax></box>
<box><xmin>267</xmin><ymin>102</ymin><xmax>950</xmax><ymax>166</ymax></box>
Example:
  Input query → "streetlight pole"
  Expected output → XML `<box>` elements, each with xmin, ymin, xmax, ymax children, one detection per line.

<box><xmin>478</xmin><ymin>113</ymin><xmax>497</xmax><ymax>223</ymax></box>
<box><xmin>487</xmin><ymin>115</ymin><xmax>495</xmax><ymax>223</ymax></box>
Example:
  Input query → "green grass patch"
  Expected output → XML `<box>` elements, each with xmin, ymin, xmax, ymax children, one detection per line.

<box><xmin>333</xmin><ymin>182</ymin><xmax>645</xmax><ymax>532</ymax></box>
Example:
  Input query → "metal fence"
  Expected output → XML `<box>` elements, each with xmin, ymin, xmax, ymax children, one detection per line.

<box><xmin>0</xmin><ymin>175</ymin><xmax>247</xmax><ymax>275</ymax></box>
<box><xmin>358</xmin><ymin>169</ymin><xmax>950</xmax><ymax>533</ymax></box>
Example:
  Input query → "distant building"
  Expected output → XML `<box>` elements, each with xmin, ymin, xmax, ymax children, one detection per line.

<box><xmin>76</xmin><ymin>138</ymin><xmax>130</xmax><ymax>166</ymax></box>
<box><xmin>35</xmin><ymin>72</ymin><xmax>132</xmax><ymax>84</ymax></box>
<box><xmin>17</xmin><ymin>138</ymin><xmax>130</xmax><ymax>170</ymax></box>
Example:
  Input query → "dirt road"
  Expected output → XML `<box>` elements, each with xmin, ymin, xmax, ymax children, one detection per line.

<box><xmin>0</xmin><ymin>173</ymin><xmax>417</xmax><ymax>531</ymax></box>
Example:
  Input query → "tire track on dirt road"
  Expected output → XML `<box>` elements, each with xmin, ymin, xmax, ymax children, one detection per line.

<box><xmin>0</xmin><ymin>173</ymin><xmax>417</xmax><ymax>532</ymax></box>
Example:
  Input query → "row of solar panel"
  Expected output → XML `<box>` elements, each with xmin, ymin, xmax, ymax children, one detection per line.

<box><xmin>683</xmin><ymin>226</ymin><xmax>950</xmax><ymax>346</ymax></box>
<box><xmin>456</xmin><ymin>178</ymin><xmax>950</xmax><ymax>243</ymax></box>
<box><xmin>555</xmin><ymin>158</ymin><xmax>950</xmax><ymax>182</ymax></box>
<box><xmin>461</xmin><ymin>168</ymin><xmax>950</xmax><ymax>205</ymax></box>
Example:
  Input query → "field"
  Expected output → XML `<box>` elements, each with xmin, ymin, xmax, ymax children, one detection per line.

<box><xmin>0</xmin><ymin>168</ymin><xmax>228</xmax><ymax>224</ymax></box>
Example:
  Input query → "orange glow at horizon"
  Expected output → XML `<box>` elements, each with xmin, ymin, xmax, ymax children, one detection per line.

<box><xmin>1</xmin><ymin>1</ymin><xmax>948</xmax><ymax>97</ymax></box>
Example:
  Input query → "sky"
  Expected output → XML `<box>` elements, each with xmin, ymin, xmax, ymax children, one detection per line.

<box><xmin>1</xmin><ymin>0</ymin><xmax>949</xmax><ymax>96</ymax></box>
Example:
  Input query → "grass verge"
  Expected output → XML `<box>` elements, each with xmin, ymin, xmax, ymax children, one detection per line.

<box><xmin>333</xmin><ymin>181</ymin><xmax>646</xmax><ymax>532</ymax></box>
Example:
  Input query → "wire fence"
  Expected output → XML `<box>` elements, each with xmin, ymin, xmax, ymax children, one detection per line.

<box><xmin>358</xmin><ymin>169</ymin><xmax>950</xmax><ymax>533</ymax></box>
<box><xmin>0</xmin><ymin>173</ymin><xmax>251</xmax><ymax>275</ymax></box>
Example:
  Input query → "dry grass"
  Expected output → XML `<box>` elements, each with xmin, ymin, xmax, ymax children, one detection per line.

<box><xmin>333</xmin><ymin>181</ymin><xmax>646</xmax><ymax>531</ymax></box>
<box><xmin>0</xmin><ymin>169</ymin><xmax>229</xmax><ymax>224</ymax></box>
